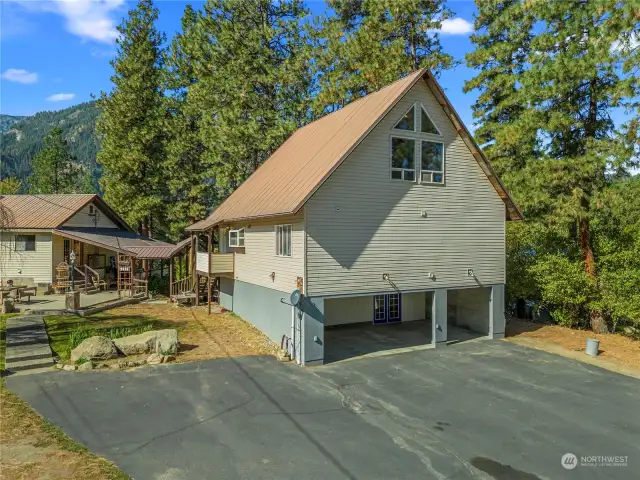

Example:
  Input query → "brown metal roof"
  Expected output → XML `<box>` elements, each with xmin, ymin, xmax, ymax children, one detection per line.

<box><xmin>53</xmin><ymin>228</ymin><xmax>173</xmax><ymax>258</ymax></box>
<box><xmin>124</xmin><ymin>237</ymin><xmax>191</xmax><ymax>259</ymax></box>
<box><xmin>0</xmin><ymin>194</ymin><xmax>132</xmax><ymax>230</ymax></box>
<box><xmin>187</xmin><ymin>68</ymin><xmax>521</xmax><ymax>231</ymax></box>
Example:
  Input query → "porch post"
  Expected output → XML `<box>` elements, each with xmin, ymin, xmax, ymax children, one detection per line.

<box><xmin>432</xmin><ymin>289</ymin><xmax>448</xmax><ymax>348</ymax></box>
<box><xmin>207</xmin><ymin>228</ymin><xmax>212</xmax><ymax>315</ymax></box>
<box><xmin>169</xmin><ymin>256</ymin><xmax>173</xmax><ymax>301</ymax></box>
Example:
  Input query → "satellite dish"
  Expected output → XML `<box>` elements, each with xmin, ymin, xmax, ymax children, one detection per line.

<box><xmin>289</xmin><ymin>289</ymin><xmax>301</xmax><ymax>306</ymax></box>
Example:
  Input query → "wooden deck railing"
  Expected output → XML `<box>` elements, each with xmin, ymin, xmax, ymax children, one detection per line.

<box><xmin>132</xmin><ymin>278</ymin><xmax>148</xmax><ymax>298</ymax></box>
<box><xmin>170</xmin><ymin>277</ymin><xmax>194</xmax><ymax>297</ymax></box>
<box><xmin>196</xmin><ymin>252</ymin><xmax>235</xmax><ymax>274</ymax></box>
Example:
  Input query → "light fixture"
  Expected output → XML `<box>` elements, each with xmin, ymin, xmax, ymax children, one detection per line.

<box><xmin>467</xmin><ymin>268</ymin><xmax>474</xmax><ymax>277</ymax></box>
<box><xmin>382</xmin><ymin>273</ymin><xmax>390</xmax><ymax>281</ymax></box>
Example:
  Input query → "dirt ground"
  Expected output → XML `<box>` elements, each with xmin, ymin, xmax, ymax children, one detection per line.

<box><xmin>505</xmin><ymin>318</ymin><xmax>640</xmax><ymax>373</ymax></box>
<box><xmin>0</xmin><ymin>385</ymin><xmax>128</xmax><ymax>480</ymax></box>
<box><xmin>98</xmin><ymin>303</ymin><xmax>281</xmax><ymax>362</ymax></box>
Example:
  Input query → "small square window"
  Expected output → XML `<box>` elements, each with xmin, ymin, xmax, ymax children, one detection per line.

<box><xmin>15</xmin><ymin>235</ymin><xmax>36</xmax><ymax>251</ymax></box>
<box><xmin>229</xmin><ymin>228</ymin><xmax>245</xmax><ymax>248</ymax></box>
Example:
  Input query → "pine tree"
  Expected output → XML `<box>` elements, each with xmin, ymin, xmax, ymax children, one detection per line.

<box><xmin>312</xmin><ymin>0</ymin><xmax>456</xmax><ymax>116</ymax></box>
<box><xmin>28</xmin><ymin>127</ymin><xmax>79</xmax><ymax>194</ymax></box>
<box><xmin>192</xmin><ymin>0</ymin><xmax>312</xmax><ymax>191</ymax></box>
<box><xmin>466</xmin><ymin>0</ymin><xmax>640</xmax><ymax>332</ymax></box>
<box><xmin>163</xmin><ymin>5</ymin><xmax>216</xmax><ymax>241</ymax></box>
<box><xmin>0</xmin><ymin>177</ymin><xmax>22</xmax><ymax>195</ymax></box>
<box><xmin>96</xmin><ymin>0</ymin><xmax>166</xmax><ymax>236</ymax></box>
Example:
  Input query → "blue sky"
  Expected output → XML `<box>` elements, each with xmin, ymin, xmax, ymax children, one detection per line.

<box><xmin>0</xmin><ymin>0</ymin><xmax>482</xmax><ymax>126</ymax></box>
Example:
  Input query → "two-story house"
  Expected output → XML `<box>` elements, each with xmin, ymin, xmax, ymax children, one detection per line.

<box><xmin>186</xmin><ymin>68</ymin><xmax>522</xmax><ymax>365</ymax></box>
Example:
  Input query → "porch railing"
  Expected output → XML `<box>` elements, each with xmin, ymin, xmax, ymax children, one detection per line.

<box><xmin>170</xmin><ymin>277</ymin><xmax>194</xmax><ymax>297</ymax></box>
<box><xmin>132</xmin><ymin>278</ymin><xmax>148</xmax><ymax>298</ymax></box>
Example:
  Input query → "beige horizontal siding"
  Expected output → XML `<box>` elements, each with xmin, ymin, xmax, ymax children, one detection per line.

<box><xmin>63</xmin><ymin>202</ymin><xmax>118</xmax><ymax>228</ymax></box>
<box><xmin>305</xmin><ymin>79</ymin><xmax>506</xmax><ymax>297</ymax></box>
<box><xmin>224</xmin><ymin>215</ymin><xmax>304</xmax><ymax>293</ymax></box>
<box><xmin>0</xmin><ymin>231</ymin><xmax>53</xmax><ymax>285</ymax></box>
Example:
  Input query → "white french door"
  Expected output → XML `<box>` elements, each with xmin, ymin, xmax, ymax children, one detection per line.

<box><xmin>373</xmin><ymin>293</ymin><xmax>401</xmax><ymax>324</ymax></box>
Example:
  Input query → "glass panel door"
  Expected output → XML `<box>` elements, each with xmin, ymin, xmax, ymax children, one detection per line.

<box><xmin>373</xmin><ymin>294</ymin><xmax>402</xmax><ymax>324</ymax></box>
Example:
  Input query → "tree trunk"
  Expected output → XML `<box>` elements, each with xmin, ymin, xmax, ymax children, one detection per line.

<box><xmin>579</xmin><ymin>218</ymin><xmax>608</xmax><ymax>333</ymax></box>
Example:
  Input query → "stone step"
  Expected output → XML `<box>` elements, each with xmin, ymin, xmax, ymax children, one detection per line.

<box><xmin>6</xmin><ymin>351</ymin><xmax>53</xmax><ymax>363</ymax></box>
<box><xmin>4</xmin><ymin>357</ymin><xmax>55</xmax><ymax>372</ymax></box>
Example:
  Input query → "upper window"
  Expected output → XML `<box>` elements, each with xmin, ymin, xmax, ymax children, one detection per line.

<box><xmin>391</xmin><ymin>137</ymin><xmax>416</xmax><ymax>181</ymax></box>
<box><xmin>391</xmin><ymin>102</ymin><xmax>444</xmax><ymax>183</ymax></box>
<box><xmin>15</xmin><ymin>235</ymin><xmax>35</xmax><ymax>252</ymax></box>
<box><xmin>421</xmin><ymin>141</ymin><xmax>444</xmax><ymax>183</ymax></box>
<box><xmin>89</xmin><ymin>205</ymin><xmax>94</xmax><ymax>214</ymax></box>
<box><xmin>229</xmin><ymin>228</ymin><xmax>245</xmax><ymax>248</ymax></box>
<box><xmin>421</xmin><ymin>105</ymin><xmax>441</xmax><ymax>135</ymax></box>
<box><xmin>393</xmin><ymin>105</ymin><xmax>416</xmax><ymax>131</ymax></box>
<box><xmin>275</xmin><ymin>225</ymin><xmax>292</xmax><ymax>257</ymax></box>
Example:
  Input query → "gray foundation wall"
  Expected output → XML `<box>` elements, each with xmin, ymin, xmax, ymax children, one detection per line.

<box><xmin>447</xmin><ymin>287</ymin><xmax>491</xmax><ymax>334</ymax></box>
<box><xmin>219</xmin><ymin>278</ymin><xmax>292</xmax><ymax>346</ymax></box>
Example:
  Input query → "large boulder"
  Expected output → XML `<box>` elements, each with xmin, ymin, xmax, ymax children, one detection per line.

<box><xmin>70</xmin><ymin>336</ymin><xmax>117</xmax><ymax>362</ymax></box>
<box><xmin>155</xmin><ymin>329</ymin><xmax>179</xmax><ymax>355</ymax></box>
<box><xmin>113</xmin><ymin>329</ymin><xmax>179</xmax><ymax>356</ymax></box>
<box><xmin>113</xmin><ymin>331</ymin><xmax>157</xmax><ymax>356</ymax></box>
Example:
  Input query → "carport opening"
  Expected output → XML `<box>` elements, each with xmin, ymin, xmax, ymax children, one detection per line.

<box><xmin>447</xmin><ymin>287</ymin><xmax>491</xmax><ymax>343</ymax></box>
<box><xmin>323</xmin><ymin>292</ymin><xmax>434</xmax><ymax>364</ymax></box>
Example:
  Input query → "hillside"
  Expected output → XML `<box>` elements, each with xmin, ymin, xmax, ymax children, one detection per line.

<box><xmin>0</xmin><ymin>114</ymin><xmax>25</xmax><ymax>133</ymax></box>
<box><xmin>0</xmin><ymin>102</ymin><xmax>100</xmax><ymax>185</ymax></box>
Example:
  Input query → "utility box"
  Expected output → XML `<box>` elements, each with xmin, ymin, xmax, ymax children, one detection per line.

<box><xmin>66</xmin><ymin>291</ymin><xmax>80</xmax><ymax>310</ymax></box>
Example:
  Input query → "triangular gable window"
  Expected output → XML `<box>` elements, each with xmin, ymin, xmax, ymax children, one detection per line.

<box><xmin>421</xmin><ymin>106</ymin><xmax>440</xmax><ymax>135</ymax></box>
<box><xmin>393</xmin><ymin>105</ymin><xmax>416</xmax><ymax>131</ymax></box>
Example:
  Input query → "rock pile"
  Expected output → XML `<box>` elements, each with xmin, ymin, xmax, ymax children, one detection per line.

<box><xmin>66</xmin><ymin>329</ymin><xmax>179</xmax><ymax>371</ymax></box>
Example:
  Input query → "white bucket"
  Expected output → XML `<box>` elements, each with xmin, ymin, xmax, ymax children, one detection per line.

<box><xmin>586</xmin><ymin>338</ymin><xmax>600</xmax><ymax>357</ymax></box>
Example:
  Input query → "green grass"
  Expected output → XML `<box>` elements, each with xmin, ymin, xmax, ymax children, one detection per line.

<box><xmin>44</xmin><ymin>314</ymin><xmax>161</xmax><ymax>360</ymax></box>
<box><xmin>0</xmin><ymin>313</ymin><xmax>19</xmax><ymax>371</ymax></box>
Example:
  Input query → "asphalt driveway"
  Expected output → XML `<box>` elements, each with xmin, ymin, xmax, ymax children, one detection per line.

<box><xmin>7</xmin><ymin>340</ymin><xmax>639</xmax><ymax>480</ymax></box>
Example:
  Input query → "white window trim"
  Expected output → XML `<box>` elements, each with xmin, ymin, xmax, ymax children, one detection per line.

<box><xmin>228</xmin><ymin>227</ymin><xmax>245</xmax><ymax>248</ymax></box>
<box><xmin>390</xmin><ymin>135</ymin><xmax>417</xmax><ymax>182</ymax></box>
<box><xmin>275</xmin><ymin>224</ymin><xmax>292</xmax><ymax>257</ymax></box>
<box><xmin>420</xmin><ymin>140</ymin><xmax>445</xmax><ymax>185</ymax></box>
<box><xmin>419</xmin><ymin>102</ymin><xmax>442</xmax><ymax>136</ymax></box>
<box><xmin>392</xmin><ymin>103</ymin><xmax>416</xmax><ymax>132</ymax></box>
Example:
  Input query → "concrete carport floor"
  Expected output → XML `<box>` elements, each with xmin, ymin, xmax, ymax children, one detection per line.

<box><xmin>322</xmin><ymin>288</ymin><xmax>492</xmax><ymax>364</ymax></box>
<box><xmin>323</xmin><ymin>320</ymin><xmax>485</xmax><ymax>363</ymax></box>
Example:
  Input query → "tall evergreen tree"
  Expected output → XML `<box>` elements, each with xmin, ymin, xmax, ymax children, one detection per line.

<box><xmin>312</xmin><ymin>0</ymin><xmax>456</xmax><ymax>115</ymax></box>
<box><xmin>192</xmin><ymin>0</ymin><xmax>312</xmax><ymax>191</ymax></box>
<box><xmin>96</xmin><ymin>0</ymin><xmax>166</xmax><ymax>236</ymax></box>
<box><xmin>163</xmin><ymin>5</ymin><xmax>216</xmax><ymax>241</ymax></box>
<box><xmin>28</xmin><ymin>127</ymin><xmax>80</xmax><ymax>194</ymax></box>
<box><xmin>466</xmin><ymin>0</ymin><xmax>640</xmax><ymax>332</ymax></box>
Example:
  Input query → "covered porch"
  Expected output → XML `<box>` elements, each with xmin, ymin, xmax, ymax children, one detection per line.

<box><xmin>50</xmin><ymin>228</ymin><xmax>180</xmax><ymax>299</ymax></box>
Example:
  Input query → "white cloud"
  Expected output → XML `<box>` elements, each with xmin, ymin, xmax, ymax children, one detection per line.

<box><xmin>440</xmin><ymin>18</ymin><xmax>474</xmax><ymax>35</ymax></box>
<box><xmin>1</xmin><ymin>68</ymin><xmax>38</xmax><ymax>84</ymax></box>
<box><xmin>47</xmin><ymin>93</ymin><xmax>76</xmax><ymax>102</ymax></box>
<box><xmin>8</xmin><ymin>0</ymin><xmax>125</xmax><ymax>44</ymax></box>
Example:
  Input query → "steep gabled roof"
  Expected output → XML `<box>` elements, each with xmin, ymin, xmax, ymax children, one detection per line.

<box><xmin>187</xmin><ymin>68</ymin><xmax>522</xmax><ymax>231</ymax></box>
<box><xmin>0</xmin><ymin>194</ymin><xmax>133</xmax><ymax>231</ymax></box>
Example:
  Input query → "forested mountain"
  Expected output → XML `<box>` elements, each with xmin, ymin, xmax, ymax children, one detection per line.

<box><xmin>0</xmin><ymin>102</ymin><xmax>100</xmax><ymax>186</ymax></box>
<box><xmin>0</xmin><ymin>114</ymin><xmax>25</xmax><ymax>133</ymax></box>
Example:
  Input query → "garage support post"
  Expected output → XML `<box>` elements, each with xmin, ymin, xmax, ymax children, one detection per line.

<box><xmin>432</xmin><ymin>289</ymin><xmax>447</xmax><ymax>348</ymax></box>
<box><xmin>489</xmin><ymin>284</ymin><xmax>506</xmax><ymax>339</ymax></box>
